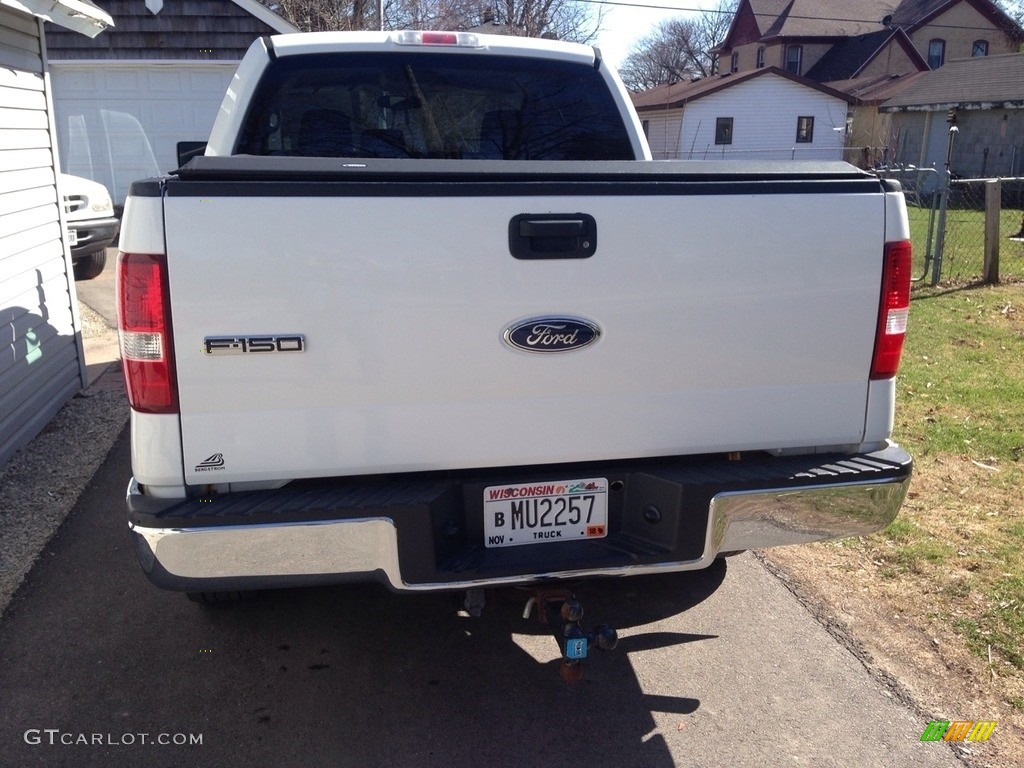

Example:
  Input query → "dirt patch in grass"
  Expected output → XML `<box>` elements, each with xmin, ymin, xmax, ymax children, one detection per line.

<box><xmin>764</xmin><ymin>454</ymin><xmax>1023</xmax><ymax>768</ymax></box>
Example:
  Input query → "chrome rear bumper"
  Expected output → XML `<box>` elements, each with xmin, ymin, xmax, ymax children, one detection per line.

<box><xmin>128</xmin><ymin>444</ymin><xmax>911</xmax><ymax>593</ymax></box>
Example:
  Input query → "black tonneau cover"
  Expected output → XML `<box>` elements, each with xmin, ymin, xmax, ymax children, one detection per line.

<box><xmin>174</xmin><ymin>155</ymin><xmax>876</xmax><ymax>183</ymax></box>
<box><xmin>132</xmin><ymin>156</ymin><xmax>888</xmax><ymax>199</ymax></box>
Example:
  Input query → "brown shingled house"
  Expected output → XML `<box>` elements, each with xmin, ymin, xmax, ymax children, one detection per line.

<box><xmin>712</xmin><ymin>0</ymin><xmax>1023</xmax><ymax>164</ymax></box>
<box><xmin>716</xmin><ymin>0</ymin><xmax>1022</xmax><ymax>79</ymax></box>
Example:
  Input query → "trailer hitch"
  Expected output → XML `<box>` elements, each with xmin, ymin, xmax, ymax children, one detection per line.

<box><xmin>523</xmin><ymin>588</ymin><xmax>618</xmax><ymax>682</ymax></box>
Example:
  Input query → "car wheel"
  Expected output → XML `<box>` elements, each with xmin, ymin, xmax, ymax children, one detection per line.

<box><xmin>73</xmin><ymin>250</ymin><xmax>106</xmax><ymax>280</ymax></box>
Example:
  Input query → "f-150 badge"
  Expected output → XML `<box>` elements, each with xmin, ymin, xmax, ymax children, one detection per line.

<box><xmin>204</xmin><ymin>335</ymin><xmax>305</xmax><ymax>355</ymax></box>
<box><xmin>503</xmin><ymin>316</ymin><xmax>600</xmax><ymax>353</ymax></box>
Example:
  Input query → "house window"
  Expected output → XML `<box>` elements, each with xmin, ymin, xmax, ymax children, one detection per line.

<box><xmin>756</xmin><ymin>47</ymin><xmax>765</xmax><ymax>68</ymax></box>
<box><xmin>730</xmin><ymin>52</ymin><xmax>739</xmax><ymax>73</ymax></box>
<box><xmin>796</xmin><ymin>116</ymin><xmax>814</xmax><ymax>143</ymax></box>
<box><xmin>641</xmin><ymin>119</ymin><xmax>650</xmax><ymax>138</ymax></box>
<box><xmin>928</xmin><ymin>39</ymin><xmax>945</xmax><ymax>68</ymax></box>
<box><xmin>715</xmin><ymin>117</ymin><xmax>733</xmax><ymax>145</ymax></box>
<box><xmin>785</xmin><ymin>45</ymin><xmax>803</xmax><ymax>75</ymax></box>
<box><xmin>972</xmin><ymin>39</ymin><xmax>988</xmax><ymax>57</ymax></box>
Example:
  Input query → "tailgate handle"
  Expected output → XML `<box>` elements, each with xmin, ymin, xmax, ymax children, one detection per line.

<box><xmin>509</xmin><ymin>214</ymin><xmax>596</xmax><ymax>260</ymax></box>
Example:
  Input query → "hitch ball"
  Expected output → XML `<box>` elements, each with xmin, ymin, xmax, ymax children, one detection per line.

<box><xmin>560</xmin><ymin>599</ymin><xmax>583</xmax><ymax>623</ymax></box>
<box><xmin>592</xmin><ymin>624</ymin><xmax>619</xmax><ymax>652</ymax></box>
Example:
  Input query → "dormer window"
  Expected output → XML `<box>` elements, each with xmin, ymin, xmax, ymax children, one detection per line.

<box><xmin>972</xmin><ymin>40</ymin><xmax>988</xmax><ymax>57</ymax></box>
<box><xmin>730</xmin><ymin>52</ymin><xmax>739</xmax><ymax>73</ymax></box>
<box><xmin>785</xmin><ymin>45</ymin><xmax>803</xmax><ymax>75</ymax></box>
<box><xmin>756</xmin><ymin>47</ymin><xmax>765</xmax><ymax>68</ymax></box>
<box><xmin>928</xmin><ymin>39</ymin><xmax>945</xmax><ymax>68</ymax></box>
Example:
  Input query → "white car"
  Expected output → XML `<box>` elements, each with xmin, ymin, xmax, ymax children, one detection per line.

<box><xmin>61</xmin><ymin>173</ymin><xmax>120</xmax><ymax>280</ymax></box>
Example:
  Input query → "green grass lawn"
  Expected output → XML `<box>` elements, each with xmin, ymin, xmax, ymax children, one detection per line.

<box><xmin>906</xmin><ymin>204</ymin><xmax>1024</xmax><ymax>283</ymax></box>
<box><xmin>884</xmin><ymin>279</ymin><xmax>1024</xmax><ymax>697</ymax></box>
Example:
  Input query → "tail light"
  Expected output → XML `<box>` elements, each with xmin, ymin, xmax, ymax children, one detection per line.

<box><xmin>870</xmin><ymin>239</ymin><xmax>912</xmax><ymax>380</ymax></box>
<box><xmin>117</xmin><ymin>252</ymin><xmax>179</xmax><ymax>413</ymax></box>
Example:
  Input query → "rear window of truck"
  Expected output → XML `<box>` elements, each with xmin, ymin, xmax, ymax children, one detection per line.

<box><xmin>235</xmin><ymin>52</ymin><xmax>636</xmax><ymax>161</ymax></box>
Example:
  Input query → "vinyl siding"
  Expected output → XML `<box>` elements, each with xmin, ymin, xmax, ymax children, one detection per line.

<box><xmin>679</xmin><ymin>75</ymin><xmax>849</xmax><ymax>160</ymax></box>
<box><xmin>0</xmin><ymin>7</ymin><xmax>84</xmax><ymax>467</ymax></box>
<box><xmin>639</xmin><ymin>108</ymin><xmax>684</xmax><ymax>160</ymax></box>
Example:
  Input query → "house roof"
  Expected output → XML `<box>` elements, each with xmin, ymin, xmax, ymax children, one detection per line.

<box><xmin>631</xmin><ymin>66</ymin><xmax>857</xmax><ymax>112</ymax></box>
<box><xmin>804</xmin><ymin>27</ymin><xmax>928</xmax><ymax>81</ymax></box>
<box><xmin>880</xmin><ymin>52</ymin><xmax>1024</xmax><ymax>110</ymax></box>
<box><xmin>760</xmin><ymin>0</ymin><xmax>898</xmax><ymax>40</ymax></box>
<box><xmin>891</xmin><ymin>0</ymin><xmax>1024</xmax><ymax>37</ymax></box>
<box><xmin>739</xmin><ymin>0</ymin><xmax>791</xmax><ymax>36</ymax></box>
<box><xmin>725</xmin><ymin>0</ymin><xmax>1023</xmax><ymax>47</ymax></box>
<box><xmin>3</xmin><ymin>0</ymin><xmax>113</xmax><ymax>36</ymax></box>
<box><xmin>823</xmin><ymin>70</ymin><xmax>929</xmax><ymax>103</ymax></box>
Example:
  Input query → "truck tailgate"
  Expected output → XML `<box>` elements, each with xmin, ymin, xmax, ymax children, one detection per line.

<box><xmin>163</xmin><ymin>169</ymin><xmax>887</xmax><ymax>485</ymax></box>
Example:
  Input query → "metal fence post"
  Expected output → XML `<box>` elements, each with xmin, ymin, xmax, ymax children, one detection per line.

<box><xmin>932</xmin><ymin>167</ymin><xmax>950</xmax><ymax>286</ymax></box>
<box><xmin>931</xmin><ymin>120</ymin><xmax>959</xmax><ymax>285</ymax></box>
<box><xmin>983</xmin><ymin>179</ymin><xmax>1001</xmax><ymax>284</ymax></box>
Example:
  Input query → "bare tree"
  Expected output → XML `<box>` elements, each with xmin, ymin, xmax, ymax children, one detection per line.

<box><xmin>264</xmin><ymin>0</ymin><xmax>379</xmax><ymax>31</ymax></box>
<box><xmin>262</xmin><ymin>0</ymin><xmax>601</xmax><ymax>41</ymax></box>
<box><xmin>486</xmin><ymin>0</ymin><xmax>602</xmax><ymax>42</ymax></box>
<box><xmin>998</xmin><ymin>0</ymin><xmax>1024</xmax><ymax>28</ymax></box>
<box><xmin>618</xmin><ymin>0</ymin><xmax>736</xmax><ymax>92</ymax></box>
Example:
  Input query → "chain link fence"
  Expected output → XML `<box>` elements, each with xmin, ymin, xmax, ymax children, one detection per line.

<box><xmin>876</xmin><ymin>168</ymin><xmax>1024</xmax><ymax>284</ymax></box>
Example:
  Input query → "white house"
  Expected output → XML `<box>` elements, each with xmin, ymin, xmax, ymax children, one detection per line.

<box><xmin>632</xmin><ymin>68</ymin><xmax>856</xmax><ymax>162</ymax></box>
<box><xmin>0</xmin><ymin>0</ymin><xmax>112</xmax><ymax>466</ymax></box>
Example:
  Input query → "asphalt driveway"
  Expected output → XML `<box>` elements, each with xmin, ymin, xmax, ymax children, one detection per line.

<box><xmin>0</xmin><ymin>427</ymin><xmax>966</xmax><ymax>768</ymax></box>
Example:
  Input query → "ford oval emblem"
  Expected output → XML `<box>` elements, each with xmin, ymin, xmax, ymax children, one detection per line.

<box><xmin>504</xmin><ymin>316</ymin><xmax>601</xmax><ymax>354</ymax></box>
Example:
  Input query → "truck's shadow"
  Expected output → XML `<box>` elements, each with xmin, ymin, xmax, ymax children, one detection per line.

<box><xmin>0</xmin><ymin>429</ymin><xmax>727</xmax><ymax>768</ymax></box>
<box><xmin>192</xmin><ymin>563</ymin><xmax>726</xmax><ymax>767</ymax></box>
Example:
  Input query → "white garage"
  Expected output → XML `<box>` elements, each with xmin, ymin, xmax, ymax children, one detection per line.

<box><xmin>49</xmin><ymin>62</ymin><xmax>237</xmax><ymax>203</ymax></box>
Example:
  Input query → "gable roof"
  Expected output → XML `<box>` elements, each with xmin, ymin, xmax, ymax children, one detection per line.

<box><xmin>631</xmin><ymin>67</ymin><xmax>856</xmax><ymax>112</ymax></box>
<box><xmin>891</xmin><ymin>0</ymin><xmax>1023</xmax><ymax>36</ymax></box>
<box><xmin>880</xmin><ymin>52</ymin><xmax>1024</xmax><ymax>110</ymax></box>
<box><xmin>723</xmin><ymin>0</ymin><xmax>1023</xmax><ymax>47</ymax></box>
<box><xmin>760</xmin><ymin>0</ymin><xmax>898</xmax><ymax>39</ymax></box>
<box><xmin>716</xmin><ymin>0</ymin><xmax>788</xmax><ymax>49</ymax></box>
<box><xmin>805</xmin><ymin>27</ymin><xmax>928</xmax><ymax>81</ymax></box>
<box><xmin>822</xmin><ymin>70</ymin><xmax>929</xmax><ymax>104</ymax></box>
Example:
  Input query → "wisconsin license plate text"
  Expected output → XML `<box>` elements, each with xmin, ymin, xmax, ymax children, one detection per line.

<box><xmin>483</xmin><ymin>478</ymin><xmax>608</xmax><ymax>548</ymax></box>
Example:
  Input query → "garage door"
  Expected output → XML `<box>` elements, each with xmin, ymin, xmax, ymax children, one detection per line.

<box><xmin>49</xmin><ymin>63</ymin><xmax>236</xmax><ymax>203</ymax></box>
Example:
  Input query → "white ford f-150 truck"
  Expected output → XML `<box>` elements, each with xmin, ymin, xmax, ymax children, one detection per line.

<box><xmin>118</xmin><ymin>32</ymin><xmax>913</xmax><ymax>617</ymax></box>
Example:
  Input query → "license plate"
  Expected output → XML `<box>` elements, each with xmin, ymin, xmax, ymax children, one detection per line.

<box><xmin>483</xmin><ymin>478</ymin><xmax>608</xmax><ymax>548</ymax></box>
<box><xmin>67</xmin><ymin>228</ymin><xmax>79</xmax><ymax>246</ymax></box>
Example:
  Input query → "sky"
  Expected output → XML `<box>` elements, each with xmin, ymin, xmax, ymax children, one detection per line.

<box><xmin>592</xmin><ymin>1</ymin><xmax>717</xmax><ymax>70</ymax></box>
